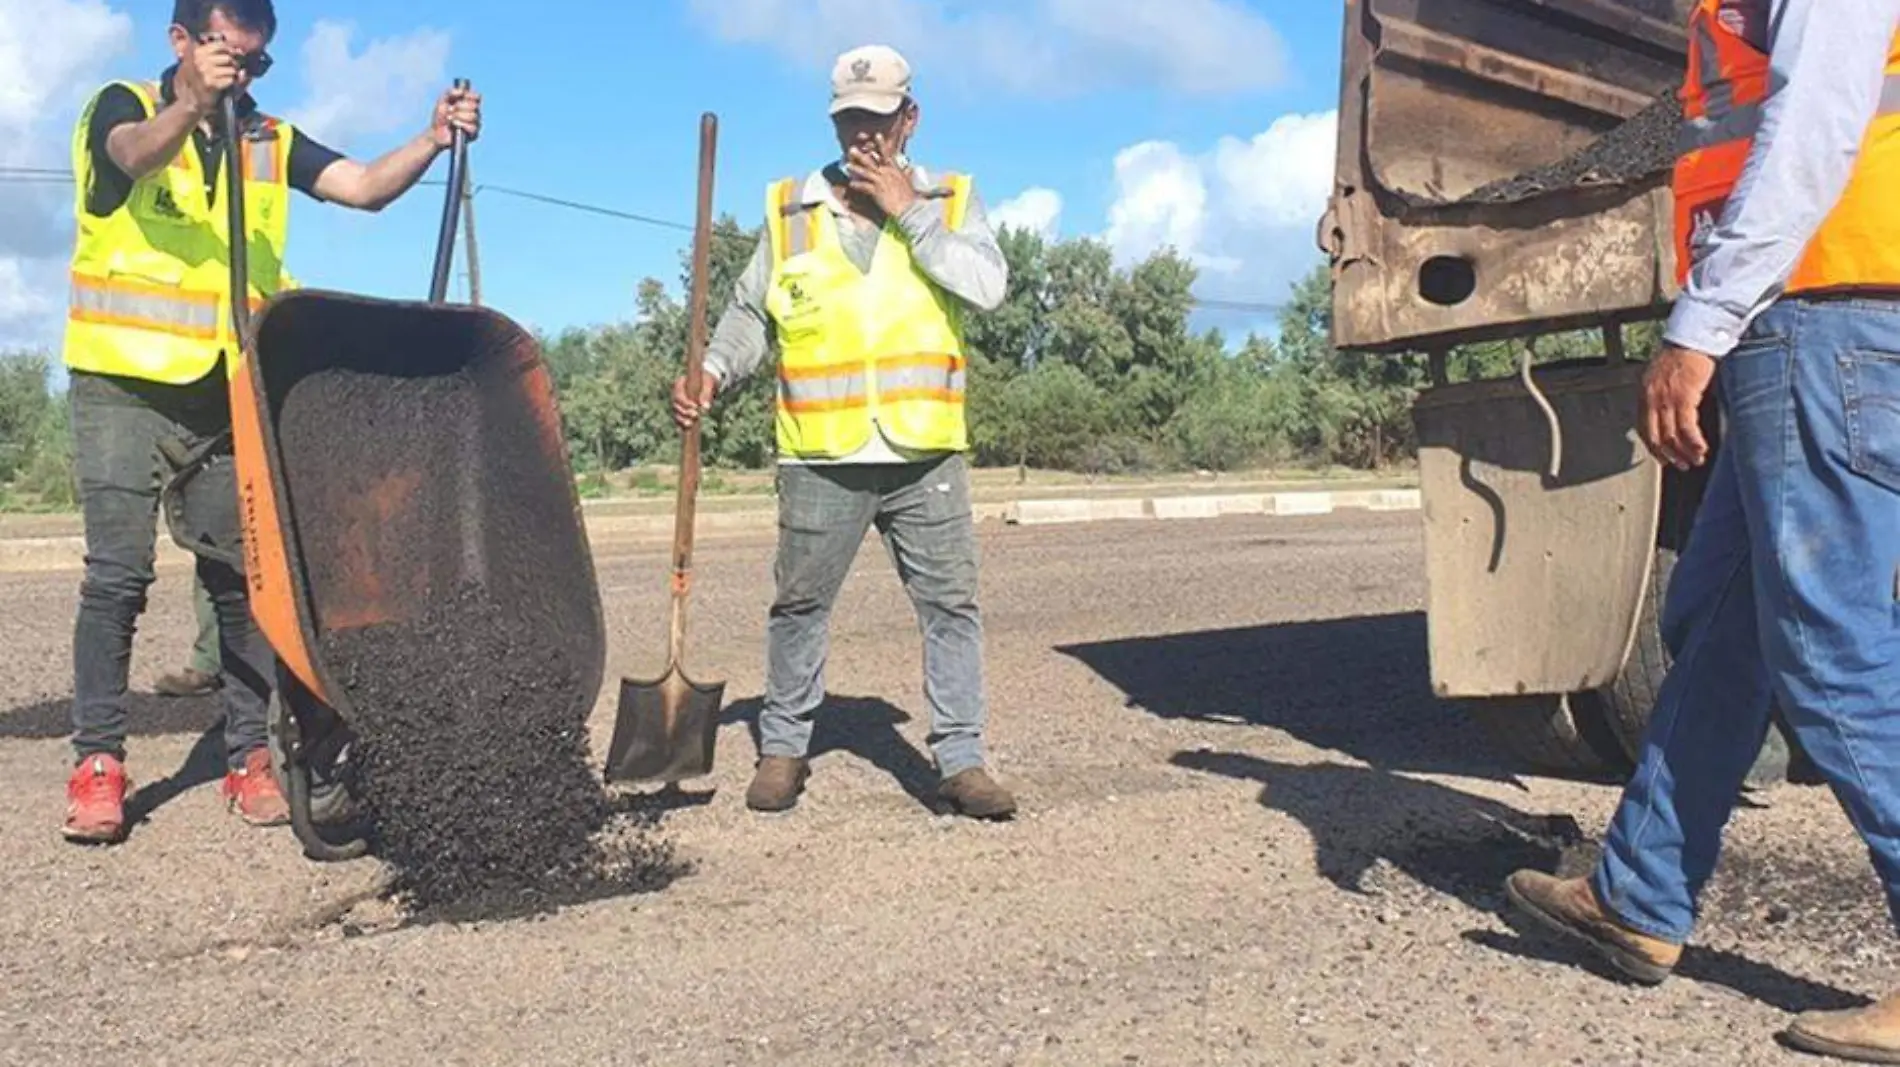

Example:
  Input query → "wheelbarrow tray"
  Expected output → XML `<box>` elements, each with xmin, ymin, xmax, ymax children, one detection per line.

<box><xmin>230</xmin><ymin>288</ymin><xmax>605</xmax><ymax>734</ymax></box>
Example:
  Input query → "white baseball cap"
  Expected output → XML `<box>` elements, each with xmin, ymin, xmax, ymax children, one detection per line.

<box><xmin>829</xmin><ymin>44</ymin><xmax>912</xmax><ymax>115</ymax></box>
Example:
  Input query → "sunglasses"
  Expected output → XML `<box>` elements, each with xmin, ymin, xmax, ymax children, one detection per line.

<box><xmin>195</xmin><ymin>32</ymin><xmax>274</xmax><ymax>78</ymax></box>
<box><xmin>236</xmin><ymin>49</ymin><xmax>273</xmax><ymax>78</ymax></box>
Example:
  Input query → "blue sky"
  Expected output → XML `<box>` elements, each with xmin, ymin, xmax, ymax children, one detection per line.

<box><xmin>1</xmin><ymin>0</ymin><xmax>1346</xmax><ymax>353</ymax></box>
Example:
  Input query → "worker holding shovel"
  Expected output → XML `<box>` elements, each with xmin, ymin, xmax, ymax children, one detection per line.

<box><xmin>60</xmin><ymin>0</ymin><xmax>480</xmax><ymax>844</ymax></box>
<box><xmin>671</xmin><ymin>44</ymin><xmax>1016</xmax><ymax>819</ymax></box>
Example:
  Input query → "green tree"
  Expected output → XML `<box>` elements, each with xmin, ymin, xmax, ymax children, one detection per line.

<box><xmin>0</xmin><ymin>352</ymin><xmax>58</xmax><ymax>483</ymax></box>
<box><xmin>964</xmin><ymin>227</ymin><xmax>1050</xmax><ymax>373</ymax></box>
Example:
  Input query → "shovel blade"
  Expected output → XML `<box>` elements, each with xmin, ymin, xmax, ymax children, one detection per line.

<box><xmin>604</xmin><ymin>666</ymin><xmax>727</xmax><ymax>785</ymax></box>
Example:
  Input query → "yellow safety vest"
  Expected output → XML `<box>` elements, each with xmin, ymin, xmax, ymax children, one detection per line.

<box><xmin>763</xmin><ymin>173</ymin><xmax>974</xmax><ymax>459</ymax></box>
<box><xmin>65</xmin><ymin>80</ymin><xmax>294</xmax><ymax>385</ymax></box>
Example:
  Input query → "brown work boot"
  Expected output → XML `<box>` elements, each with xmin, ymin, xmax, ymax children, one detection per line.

<box><xmin>745</xmin><ymin>756</ymin><xmax>809</xmax><ymax>813</ymax></box>
<box><xmin>1785</xmin><ymin>993</ymin><xmax>1900</xmax><ymax>1064</ymax></box>
<box><xmin>153</xmin><ymin>667</ymin><xmax>219</xmax><ymax>698</ymax></box>
<box><xmin>938</xmin><ymin>768</ymin><xmax>1017</xmax><ymax>820</ymax></box>
<box><xmin>1504</xmin><ymin>871</ymin><xmax>1681</xmax><ymax>985</ymax></box>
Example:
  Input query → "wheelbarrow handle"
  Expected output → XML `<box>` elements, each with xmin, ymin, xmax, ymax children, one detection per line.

<box><xmin>221</xmin><ymin>93</ymin><xmax>250</xmax><ymax>346</ymax></box>
<box><xmin>428</xmin><ymin>77</ymin><xmax>473</xmax><ymax>304</ymax></box>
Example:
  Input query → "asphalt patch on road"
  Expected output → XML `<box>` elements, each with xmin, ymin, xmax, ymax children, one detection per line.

<box><xmin>1703</xmin><ymin>843</ymin><xmax>1896</xmax><ymax>969</ymax></box>
<box><xmin>1459</xmin><ymin>92</ymin><xmax>1681</xmax><ymax>205</ymax></box>
<box><xmin>321</xmin><ymin>583</ymin><xmax>689</xmax><ymax>923</ymax></box>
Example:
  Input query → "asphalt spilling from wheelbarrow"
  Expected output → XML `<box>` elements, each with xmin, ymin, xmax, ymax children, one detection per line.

<box><xmin>321</xmin><ymin>583</ymin><xmax>691</xmax><ymax>923</ymax></box>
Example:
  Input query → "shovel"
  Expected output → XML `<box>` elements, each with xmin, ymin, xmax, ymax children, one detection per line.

<box><xmin>604</xmin><ymin>112</ymin><xmax>727</xmax><ymax>785</ymax></box>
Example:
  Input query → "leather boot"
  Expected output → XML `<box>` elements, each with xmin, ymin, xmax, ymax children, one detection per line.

<box><xmin>746</xmin><ymin>757</ymin><xmax>809</xmax><ymax>813</ymax></box>
<box><xmin>1785</xmin><ymin>993</ymin><xmax>1900</xmax><ymax>1064</ymax></box>
<box><xmin>938</xmin><ymin>768</ymin><xmax>1017</xmax><ymax>820</ymax></box>
<box><xmin>1504</xmin><ymin>871</ymin><xmax>1682</xmax><ymax>985</ymax></box>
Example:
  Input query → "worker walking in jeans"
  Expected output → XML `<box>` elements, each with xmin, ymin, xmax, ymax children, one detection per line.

<box><xmin>1503</xmin><ymin>0</ymin><xmax>1900</xmax><ymax>1060</ymax></box>
<box><xmin>672</xmin><ymin>44</ymin><xmax>1015</xmax><ymax>819</ymax></box>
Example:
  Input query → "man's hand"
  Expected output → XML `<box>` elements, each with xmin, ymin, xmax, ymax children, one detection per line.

<box><xmin>428</xmin><ymin>83</ymin><xmax>482</xmax><ymax>148</ymax></box>
<box><xmin>844</xmin><ymin>135</ymin><xmax>917</xmax><ymax>218</ymax></box>
<box><xmin>174</xmin><ymin>35</ymin><xmax>241</xmax><ymax>118</ymax></box>
<box><xmin>1641</xmin><ymin>344</ymin><xmax>1718</xmax><ymax>470</ymax></box>
<box><xmin>671</xmin><ymin>372</ymin><xmax>719</xmax><ymax>431</ymax></box>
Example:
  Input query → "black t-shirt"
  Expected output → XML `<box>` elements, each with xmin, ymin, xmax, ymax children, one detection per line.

<box><xmin>84</xmin><ymin>72</ymin><xmax>344</xmax><ymax>217</ymax></box>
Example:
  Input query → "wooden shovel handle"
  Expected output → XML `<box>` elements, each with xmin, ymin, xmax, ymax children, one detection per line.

<box><xmin>670</xmin><ymin>112</ymin><xmax>717</xmax><ymax>659</ymax></box>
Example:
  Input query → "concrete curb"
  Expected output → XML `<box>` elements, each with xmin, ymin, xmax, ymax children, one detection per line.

<box><xmin>0</xmin><ymin>492</ymin><xmax>1420</xmax><ymax>574</ymax></box>
<box><xmin>1002</xmin><ymin>489</ymin><xmax>1420</xmax><ymax>527</ymax></box>
<box><xmin>0</xmin><ymin>503</ymin><xmax>1021</xmax><ymax>575</ymax></box>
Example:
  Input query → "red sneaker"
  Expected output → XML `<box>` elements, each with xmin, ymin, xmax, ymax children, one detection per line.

<box><xmin>222</xmin><ymin>748</ymin><xmax>290</xmax><ymax>827</ymax></box>
<box><xmin>64</xmin><ymin>754</ymin><xmax>129</xmax><ymax>843</ymax></box>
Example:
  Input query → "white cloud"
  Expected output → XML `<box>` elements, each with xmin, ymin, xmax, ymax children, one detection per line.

<box><xmin>687</xmin><ymin>0</ymin><xmax>1288</xmax><ymax>98</ymax></box>
<box><xmin>991</xmin><ymin>187</ymin><xmax>1063</xmax><ymax>240</ymax></box>
<box><xmin>287</xmin><ymin>21</ymin><xmax>451</xmax><ymax>149</ymax></box>
<box><xmin>0</xmin><ymin>0</ymin><xmax>133</xmax><ymax>351</ymax></box>
<box><xmin>1105</xmin><ymin>142</ymin><xmax>1212</xmax><ymax>268</ymax></box>
<box><xmin>1102</xmin><ymin>110</ymin><xmax>1339</xmax><ymax>323</ymax></box>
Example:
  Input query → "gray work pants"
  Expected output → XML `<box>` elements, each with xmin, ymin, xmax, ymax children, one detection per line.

<box><xmin>759</xmin><ymin>453</ymin><xmax>989</xmax><ymax>777</ymax></box>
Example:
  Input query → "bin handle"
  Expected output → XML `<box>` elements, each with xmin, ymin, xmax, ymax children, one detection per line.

<box><xmin>220</xmin><ymin>92</ymin><xmax>250</xmax><ymax>347</ymax></box>
<box><xmin>428</xmin><ymin>77</ymin><xmax>472</xmax><ymax>304</ymax></box>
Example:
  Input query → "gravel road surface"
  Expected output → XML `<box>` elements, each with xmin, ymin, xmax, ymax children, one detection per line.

<box><xmin>0</xmin><ymin>513</ymin><xmax>1891</xmax><ymax>1065</ymax></box>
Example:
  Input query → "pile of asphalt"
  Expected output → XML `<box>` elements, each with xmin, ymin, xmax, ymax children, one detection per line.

<box><xmin>1459</xmin><ymin>92</ymin><xmax>1682</xmax><ymax>205</ymax></box>
<box><xmin>321</xmin><ymin>583</ymin><xmax>687</xmax><ymax>922</ymax></box>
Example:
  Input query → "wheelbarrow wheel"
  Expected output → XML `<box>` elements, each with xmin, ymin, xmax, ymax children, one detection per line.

<box><xmin>268</xmin><ymin>682</ymin><xmax>372</xmax><ymax>863</ymax></box>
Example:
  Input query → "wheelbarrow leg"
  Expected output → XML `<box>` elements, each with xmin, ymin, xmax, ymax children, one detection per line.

<box><xmin>268</xmin><ymin>681</ymin><xmax>371</xmax><ymax>863</ymax></box>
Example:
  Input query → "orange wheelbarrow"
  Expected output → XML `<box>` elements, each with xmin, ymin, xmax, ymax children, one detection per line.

<box><xmin>196</xmin><ymin>87</ymin><xmax>604</xmax><ymax>861</ymax></box>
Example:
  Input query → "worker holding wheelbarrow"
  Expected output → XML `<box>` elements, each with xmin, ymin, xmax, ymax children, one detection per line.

<box><xmin>60</xmin><ymin>0</ymin><xmax>480</xmax><ymax>844</ymax></box>
<box><xmin>672</xmin><ymin>45</ymin><xmax>1016</xmax><ymax>820</ymax></box>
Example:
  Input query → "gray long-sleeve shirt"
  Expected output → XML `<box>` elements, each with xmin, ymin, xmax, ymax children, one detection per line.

<box><xmin>1666</xmin><ymin>0</ymin><xmax>1900</xmax><ymax>357</ymax></box>
<box><xmin>703</xmin><ymin>163</ymin><xmax>1005</xmax><ymax>464</ymax></box>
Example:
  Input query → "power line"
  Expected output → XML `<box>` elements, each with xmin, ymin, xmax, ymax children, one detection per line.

<box><xmin>0</xmin><ymin>166</ymin><xmax>1292</xmax><ymax>314</ymax></box>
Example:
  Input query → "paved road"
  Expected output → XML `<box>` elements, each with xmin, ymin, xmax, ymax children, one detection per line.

<box><xmin>0</xmin><ymin>513</ymin><xmax>1888</xmax><ymax>1065</ymax></box>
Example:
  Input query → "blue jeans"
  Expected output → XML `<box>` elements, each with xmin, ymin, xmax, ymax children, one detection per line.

<box><xmin>759</xmin><ymin>454</ymin><xmax>989</xmax><ymax>778</ymax></box>
<box><xmin>1594</xmin><ymin>298</ymin><xmax>1900</xmax><ymax>941</ymax></box>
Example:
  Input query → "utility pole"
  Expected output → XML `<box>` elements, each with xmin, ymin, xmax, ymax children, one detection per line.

<box><xmin>461</xmin><ymin>163</ymin><xmax>483</xmax><ymax>305</ymax></box>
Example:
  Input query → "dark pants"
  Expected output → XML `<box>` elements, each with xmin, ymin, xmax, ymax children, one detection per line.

<box><xmin>69</xmin><ymin>370</ymin><xmax>272</xmax><ymax>770</ymax></box>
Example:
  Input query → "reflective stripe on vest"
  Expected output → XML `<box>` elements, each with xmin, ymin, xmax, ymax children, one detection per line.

<box><xmin>777</xmin><ymin>353</ymin><xmax>966</xmax><ymax>414</ymax></box>
<box><xmin>1672</xmin><ymin>0</ymin><xmax>1900</xmax><ymax>291</ymax></box>
<box><xmin>68</xmin><ymin>273</ymin><xmax>221</xmax><ymax>339</ymax></box>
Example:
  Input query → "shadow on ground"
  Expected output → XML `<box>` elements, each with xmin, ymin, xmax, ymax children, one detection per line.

<box><xmin>1466</xmin><ymin>928</ymin><xmax>1868</xmax><ymax>1015</ymax></box>
<box><xmin>124</xmin><ymin>726</ymin><xmax>226</xmax><ymax>826</ymax></box>
<box><xmin>723</xmin><ymin>695</ymin><xmax>938</xmax><ymax>810</ymax></box>
<box><xmin>1173</xmin><ymin>750</ymin><xmax>1867</xmax><ymax>1016</ymax></box>
<box><xmin>1171</xmin><ymin>750</ymin><xmax>1594</xmax><ymax>907</ymax></box>
<box><xmin>1061</xmin><ymin>612</ymin><xmax>1518</xmax><ymax>781</ymax></box>
<box><xmin>0</xmin><ymin>692</ymin><xmax>222</xmax><ymax>741</ymax></box>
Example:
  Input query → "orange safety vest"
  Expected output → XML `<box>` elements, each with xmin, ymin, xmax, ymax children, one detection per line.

<box><xmin>1673</xmin><ymin>0</ymin><xmax>1900</xmax><ymax>291</ymax></box>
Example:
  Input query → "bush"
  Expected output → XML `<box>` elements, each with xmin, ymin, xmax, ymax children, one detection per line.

<box><xmin>0</xmin><ymin>352</ymin><xmax>58</xmax><ymax>484</ymax></box>
<box><xmin>1173</xmin><ymin>380</ymin><xmax>1291</xmax><ymax>472</ymax></box>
